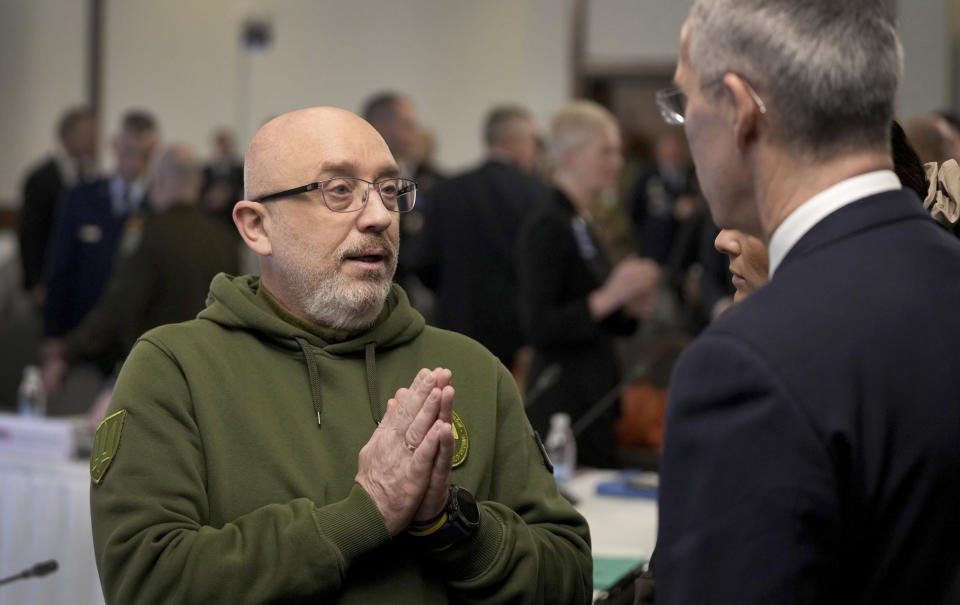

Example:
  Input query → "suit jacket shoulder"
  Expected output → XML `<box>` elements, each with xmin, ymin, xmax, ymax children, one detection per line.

<box><xmin>660</xmin><ymin>189</ymin><xmax>960</xmax><ymax>604</ymax></box>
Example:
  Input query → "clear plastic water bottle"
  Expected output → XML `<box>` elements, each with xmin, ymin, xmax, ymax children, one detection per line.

<box><xmin>17</xmin><ymin>365</ymin><xmax>46</xmax><ymax>418</ymax></box>
<box><xmin>545</xmin><ymin>412</ymin><xmax>577</xmax><ymax>484</ymax></box>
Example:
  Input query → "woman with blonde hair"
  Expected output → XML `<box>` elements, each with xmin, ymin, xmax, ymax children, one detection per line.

<box><xmin>517</xmin><ymin>100</ymin><xmax>659</xmax><ymax>468</ymax></box>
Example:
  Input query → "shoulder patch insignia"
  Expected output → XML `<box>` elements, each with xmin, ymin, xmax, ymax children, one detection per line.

<box><xmin>451</xmin><ymin>411</ymin><xmax>469</xmax><ymax>468</ymax></box>
<box><xmin>91</xmin><ymin>410</ymin><xmax>126</xmax><ymax>484</ymax></box>
<box><xmin>534</xmin><ymin>431</ymin><xmax>553</xmax><ymax>474</ymax></box>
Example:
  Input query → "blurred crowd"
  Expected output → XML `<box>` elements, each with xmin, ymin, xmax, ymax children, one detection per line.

<box><xmin>3</xmin><ymin>92</ymin><xmax>959</xmax><ymax>467</ymax></box>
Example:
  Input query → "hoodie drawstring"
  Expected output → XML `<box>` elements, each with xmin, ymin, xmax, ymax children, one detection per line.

<box><xmin>295</xmin><ymin>337</ymin><xmax>324</xmax><ymax>428</ymax></box>
<box><xmin>295</xmin><ymin>338</ymin><xmax>382</xmax><ymax>428</ymax></box>
<box><xmin>365</xmin><ymin>343</ymin><xmax>383</xmax><ymax>425</ymax></box>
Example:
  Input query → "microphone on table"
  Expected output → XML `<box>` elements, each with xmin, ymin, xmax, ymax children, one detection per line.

<box><xmin>0</xmin><ymin>560</ymin><xmax>59</xmax><ymax>587</ymax></box>
<box><xmin>524</xmin><ymin>363</ymin><xmax>562</xmax><ymax>408</ymax></box>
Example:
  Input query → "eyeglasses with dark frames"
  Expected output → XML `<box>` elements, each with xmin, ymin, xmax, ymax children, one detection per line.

<box><xmin>253</xmin><ymin>177</ymin><xmax>417</xmax><ymax>213</ymax></box>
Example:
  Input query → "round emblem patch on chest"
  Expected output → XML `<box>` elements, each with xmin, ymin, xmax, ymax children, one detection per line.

<box><xmin>451</xmin><ymin>411</ymin><xmax>469</xmax><ymax>468</ymax></box>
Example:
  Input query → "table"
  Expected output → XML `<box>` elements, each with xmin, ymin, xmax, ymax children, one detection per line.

<box><xmin>567</xmin><ymin>468</ymin><xmax>658</xmax><ymax>597</ymax></box>
<box><xmin>0</xmin><ymin>455</ymin><xmax>104</xmax><ymax>605</ymax></box>
<box><xmin>0</xmin><ymin>458</ymin><xmax>655</xmax><ymax>604</ymax></box>
<box><xmin>569</xmin><ymin>468</ymin><xmax>658</xmax><ymax>559</ymax></box>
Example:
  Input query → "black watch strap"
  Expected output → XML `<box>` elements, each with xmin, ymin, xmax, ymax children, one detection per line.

<box><xmin>408</xmin><ymin>485</ymin><xmax>480</xmax><ymax>549</ymax></box>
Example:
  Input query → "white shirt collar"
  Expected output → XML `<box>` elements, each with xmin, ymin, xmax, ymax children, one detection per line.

<box><xmin>110</xmin><ymin>176</ymin><xmax>149</xmax><ymax>215</ymax></box>
<box><xmin>767</xmin><ymin>170</ymin><xmax>901</xmax><ymax>277</ymax></box>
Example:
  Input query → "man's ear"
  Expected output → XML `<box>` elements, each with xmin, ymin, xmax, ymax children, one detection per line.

<box><xmin>723</xmin><ymin>73</ymin><xmax>764</xmax><ymax>150</ymax></box>
<box><xmin>233</xmin><ymin>200</ymin><xmax>273</xmax><ymax>256</ymax></box>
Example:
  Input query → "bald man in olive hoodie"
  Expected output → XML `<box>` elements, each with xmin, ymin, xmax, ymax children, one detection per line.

<box><xmin>90</xmin><ymin>107</ymin><xmax>591</xmax><ymax>604</ymax></box>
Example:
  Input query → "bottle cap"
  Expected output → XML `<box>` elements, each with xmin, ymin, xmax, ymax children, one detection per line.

<box><xmin>550</xmin><ymin>412</ymin><xmax>571</xmax><ymax>429</ymax></box>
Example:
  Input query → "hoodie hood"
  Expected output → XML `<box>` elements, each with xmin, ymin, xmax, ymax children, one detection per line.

<box><xmin>198</xmin><ymin>274</ymin><xmax>425</xmax><ymax>428</ymax></box>
<box><xmin>198</xmin><ymin>274</ymin><xmax>425</xmax><ymax>355</ymax></box>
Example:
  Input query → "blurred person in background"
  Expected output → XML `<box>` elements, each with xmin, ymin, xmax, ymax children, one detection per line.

<box><xmin>904</xmin><ymin>113</ymin><xmax>960</xmax><ymax>164</ymax></box>
<box><xmin>42</xmin><ymin>145</ymin><xmax>240</xmax><ymax>418</ymax></box>
<box><xmin>363</xmin><ymin>92</ymin><xmax>421</xmax><ymax>179</ymax></box>
<box><xmin>415</xmin><ymin>104</ymin><xmax>547</xmax><ymax>371</ymax></box>
<box><xmin>201</xmin><ymin>127</ymin><xmax>244</xmax><ymax>231</ymax></box>
<box><xmin>408</xmin><ymin>126</ymin><xmax>446</xmax><ymax>192</ymax></box>
<box><xmin>629</xmin><ymin>131</ymin><xmax>699</xmax><ymax>264</ymax></box>
<box><xmin>517</xmin><ymin>100</ymin><xmax>659</xmax><ymax>469</ymax></box>
<box><xmin>362</xmin><ymin>91</ymin><xmax>438</xmax><ymax>317</ymax></box>
<box><xmin>40</xmin><ymin>110</ymin><xmax>158</xmax><ymax>413</ymax></box>
<box><xmin>17</xmin><ymin>106</ymin><xmax>98</xmax><ymax>308</ymax></box>
<box><xmin>43</xmin><ymin>110</ymin><xmax>158</xmax><ymax>339</ymax></box>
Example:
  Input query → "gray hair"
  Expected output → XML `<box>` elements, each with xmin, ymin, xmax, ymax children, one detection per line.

<box><xmin>549</xmin><ymin>100</ymin><xmax>618</xmax><ymax>166</ymax></box>
<box><xmin>689</xmin><ymin>0</ymin><xmax>902</xmax><ymax>156</ymax></box>
<box><xmin>484</xmin><ymin>105</ymin><xmax>532</xmax><ymax>146</ymax></box>
<box><xmin>155</xmin><ymin>145</ymin><xmax>200</xmax><ymax>187</ymax></box>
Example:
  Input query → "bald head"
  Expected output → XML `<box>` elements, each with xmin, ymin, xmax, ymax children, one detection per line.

<box><xmin>234</xmin><ymin>106</ymin><xmax>401</xmax><ymax>331</ymax></box>
<box><xmin>244</xmin><ymin>107</ymin><xmax>396</xmax><ymax>202</ymax></box>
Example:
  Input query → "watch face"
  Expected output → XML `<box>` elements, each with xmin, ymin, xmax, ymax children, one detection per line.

<box><xmin>456</xmin><ymin>488</ymin><xmax>480</xmax><ymax>525</ymax></box>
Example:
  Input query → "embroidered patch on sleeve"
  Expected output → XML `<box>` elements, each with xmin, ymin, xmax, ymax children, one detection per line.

<box><xmin>451</xmin><ymin>411</ymin><xmax>469</xmax><ymax>468</ymax></box>
<box><xmin>91</xmin><ymin>410</ymin><xmax>126</xmax><ymax>484</ymax></box>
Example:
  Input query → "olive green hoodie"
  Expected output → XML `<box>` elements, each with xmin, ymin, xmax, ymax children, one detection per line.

<box><xmin>91</xmin><ymin>274</ymin><xmax>592</xmax><ymax>604</ymax></box>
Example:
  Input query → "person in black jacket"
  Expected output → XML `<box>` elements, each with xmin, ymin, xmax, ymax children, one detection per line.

<box><xmin>415</xmin><ymin>105</ymin><xmax>546</xmax><ymax>368</ymax></box>
<box><xmin>17</xmin><ymin>106</ymin><xmax>97</xmax><ymax>306</ymax></box>
<box><xmin>517</xmin><ymin>100</ymin><xmax>659</xmax><ymax>468</ymax></box>
<box><xmin>656</xmin><ymin>2</ymin><xmax>960</xmax><ymax>603</ymax></box>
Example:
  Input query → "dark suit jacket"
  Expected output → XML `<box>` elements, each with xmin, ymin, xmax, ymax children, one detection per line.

<box><xmin>659</xmin><ymin>189</ymin><xmax>960</xmax><ymax>604</ymax></box>
<box><xmin>44</xmin><ymin>178</ymin><xmax>140</xmax><ymax>336</ymax></box>
<box><xmin>415</xmin><ymin>158</ymin><xmax>547</xmax><ymax>366</ymax></box>
<box><xmin>629</xmin><ymin>164</ymin><xmax>698</xmax><ymax>264</ymax></box>
<box><xmin>18</xmin><ymin>157</ymin><xmax>66</xmax><ymax>290</ymax></box>
<box><xmin>517</xmin><ymin>187</ymin><xmax>637</xmax><ymax>468</ymax></box>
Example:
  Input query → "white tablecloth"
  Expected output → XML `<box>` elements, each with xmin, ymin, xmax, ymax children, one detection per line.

<box><xmin>0</xmin><ymin>455</ymin><xmax>104</xmax><ymax>605</ymax></box>
<box><xmin>568</xmin><ymin>469</ymin><xmax>658</xmax><ymax>560</ymax></box>
<box><xmin>0</xmin><ymin>457</ymin><xmax>654</xmax><ymax>603</ymax></box>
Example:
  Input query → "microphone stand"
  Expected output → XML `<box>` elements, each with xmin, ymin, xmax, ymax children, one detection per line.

<box><xmin>572</xmin><ymin>360</ymin><xmax>649</xmax><ymax>438</ymax></box>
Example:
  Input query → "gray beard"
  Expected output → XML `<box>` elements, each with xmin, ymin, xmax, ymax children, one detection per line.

<box><xmin>301</xmin><ymin>271</ymin><xmax>392</xmax><ymax>331</ymax></box>
<box><xmin>272</xmin><ymin>233</ymin><xmax>398</xmax><ymax>332</ymax></box>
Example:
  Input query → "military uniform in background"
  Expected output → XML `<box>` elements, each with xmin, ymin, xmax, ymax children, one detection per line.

<box><xmin>63</xmin><ymin>202</ymin><xmax>240</xmax><ymax>371</ymax></box>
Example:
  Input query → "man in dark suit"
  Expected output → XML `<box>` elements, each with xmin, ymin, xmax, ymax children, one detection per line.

<box><xmin>415</xmin><ymin>105</ymin><xmax>546</xmax><ymax>368</ymax></box>
<box><xmin>42</xmin><ymin>145</ymin><xmax>240</xmax><ymax>414</ymax></box>
<box><xmin>40</xmin><ymin>111</ymin><xmax>158</xmax><ymax>410</ymax></box>
<box><xmin>17</xmin><ymin>106</ymin><xmax>97</xmax><ymax>306</ymax></box>
<box><xmin>201</xmin><ymin>128</ymin><xmax>244</xmax><ymax>231</ymax></box>
<box><xmin>362</xmin><ymin>92</ymin><xmax>438</xmax><ymax>316</ymax></box>
<box><xmin>656</xmin><ymin>2</ymin><xmax>960</xmax><ymax>603</ymax></box>
<box><xmin>43</xmin><ymin>110</ymin><xmax>158</xmax><ymax>340</ymax></box>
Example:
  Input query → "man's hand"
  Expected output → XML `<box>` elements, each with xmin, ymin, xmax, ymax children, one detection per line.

<box><xmin>40</xmin><ymin>338</ymin><xmax>67</xmax><ymax>399</ymax></box>
<box><xmin>411</xmin><ymin>369</ymin><xmax>455</xmax><ymax>524</ymax></box>
<box><xmin>355</xmin><ymin>368</ymin><xmax>455</xmax><ymax>535</ymax></box>
<box><xmin>590</xmin><ymin>256</ymin><xmax>661</xmax><ymax>320</ymax></box>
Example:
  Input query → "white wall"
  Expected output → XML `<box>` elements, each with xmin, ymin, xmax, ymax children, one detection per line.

<box><xmin>583</xmin><ymin>0</ymin><xmax>953</xmax><ymax>120</ymax></box>
<box><xmin>898</xmin><ymin>0</ymin><xmax>952</xmax><ymax>118</ymax></box>
<box><xmin>0</xmin><ymin>0</ymin><xmax>88</xmax><ymax>208</ymax></box>
<box><xmin>586</xmin><ymin>0</ymin><xmax>692</xmax><ymax>65</ymax></box>
<box><xmin>101</xmin><ymin>0</ymin><xmax>574</xmax><ymax>177</ymax></box>
<box><xmin>0</xmin><ymin>0</ymin><xmax>956</xmax><ymax>208</ymax></box>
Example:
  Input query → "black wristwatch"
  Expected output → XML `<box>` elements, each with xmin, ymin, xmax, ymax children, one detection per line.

<box><xmin>408</xmin><ymin>485</ymin><xmax>480</xmax><ymax>549</ymax></box>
